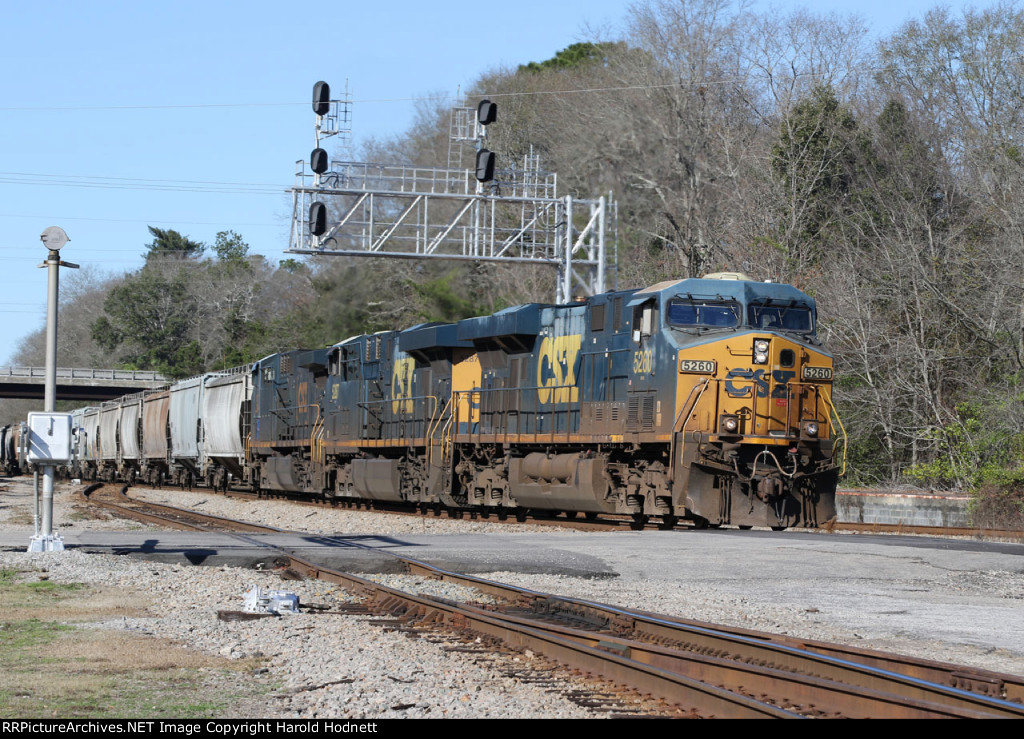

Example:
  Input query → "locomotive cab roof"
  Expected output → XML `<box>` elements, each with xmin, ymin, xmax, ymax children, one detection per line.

<box><xmin>630</xmin><ymin>275</ymin><xmax>818</xmax><ymax>339</ymax></box>
<box><xmin>632</xmin><ymin>275</ymin><xmax>814</xmax><ymax>307</ymax></box>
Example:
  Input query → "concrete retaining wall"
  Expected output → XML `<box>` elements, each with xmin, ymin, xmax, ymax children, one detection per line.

<box><xmin>836</xmin><ymin>489</ymin><xmax>971</xmax><ymax>527</ymax></box>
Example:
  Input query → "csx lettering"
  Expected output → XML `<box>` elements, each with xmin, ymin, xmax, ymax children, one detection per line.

<box><xmin>725</xmin><ymin>369</ymin><xmax>796</xmax><ymax>398</ymax></box>
<box><xmin>772</xmin><ymin>370</ymin><xmax>796</xmax><ymax>397</ymax></box>
<box><xmin>391</xmin><ymin>357</ymin><xmax>415</xmax><ymax>414</ymax></box>
<box><xmin>537</xmin><ymin>334</ymin><xmax>582</xmax><ymax>404</ymax></box>
<box><xmin>633</xmin><ymin>349</ymin><xmax>654</xmax><ymax>375</ymax></box>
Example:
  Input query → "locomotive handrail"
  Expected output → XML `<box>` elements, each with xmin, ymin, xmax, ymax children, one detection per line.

<box><xmin>675</xmin><ymin>379</ymin><xmax>712</xmax><ymax>434</ymax></box>
<box><xmin>820</xmin><ymin>390</ymin><xmax>848</xmax><ymax>476</ymax></box>
<box><xmin>439</xmin><ymin>408</ymin><xmax>455</xmax><ymax>470</ymax></box>
<box><xmin>255</xmin><ymin>403</ymin><xmax>322</xmax><ymax>443</ymax></box>
<box><xmin>670</xmin><ymin>379</ymin><xmax>711</xmax><ymax>483</ymax></box>
<box><xmin>310</xmin><ymin>411</ymin><xmax>324</xmax><ymax>466</ymax></box>
<box><xmin>783</xmin><ymin>381</ymin><xmax>831</xmax><ymax>434</ymax></box>
<box><xmin>681</xmin><ymin>377</ymin><xmax>836</xmax><ymax>444</ymax></box>
<box><xmin>425</xmin><ymin>395</ymin><xmax>448</xmax><ymax>469</ymax></box>
<box><xmin>451</xmin><ymin>386</ymin><xmax>579</xmax><ymax>445</ymax></box>
<box><xmin>355</xmin><ymin>393</ymin><xmax>438</xmax><ymax>443</ymax></box>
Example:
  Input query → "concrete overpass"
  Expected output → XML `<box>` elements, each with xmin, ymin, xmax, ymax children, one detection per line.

<box><xmin>0</xmin><ymin>366</ymin><xmax>170</xmax><ymax>401</ymax></box>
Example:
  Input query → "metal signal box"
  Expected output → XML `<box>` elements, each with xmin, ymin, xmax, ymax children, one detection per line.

<box><xmin>27</xmin><ymin>412</ymin><xmax>73</xmax><ymax>463</ymax></box>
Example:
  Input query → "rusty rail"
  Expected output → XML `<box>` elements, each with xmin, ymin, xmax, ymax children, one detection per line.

<box><xmin>82</xmin><ymin>485</ymin><xmax>1024</xmax><ymax>718</ymax></box>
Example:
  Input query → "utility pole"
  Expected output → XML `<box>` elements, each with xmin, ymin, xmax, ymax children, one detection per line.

<box><xmin>27</xmin><ymin>226</ymin><xmax>76</xmax><ymax>553</ymax></box>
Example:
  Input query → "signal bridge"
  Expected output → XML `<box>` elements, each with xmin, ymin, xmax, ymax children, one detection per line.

<box><xmin>286</xmin><ymin>84</ymin><xmax>613</xmax><ymax>304</ymax></box>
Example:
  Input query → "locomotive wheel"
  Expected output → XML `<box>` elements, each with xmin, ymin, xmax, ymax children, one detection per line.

<box><xmin>585</xmin><ymin>512</ymin><xmax>598</xmax><ymax>521</ymax></box>
<box><xmin>630</xmin><ymin>513</ymin><xmax>649</xmax><ymax>530</ymax></box>
<box><xmin>496</xmin><ymin>507</ymin><xmax>508</xmax><ymax>521</ymax></box>
<box><xmin>659</xmin><ymin>515</ymin><xmax>678</xmax><ymax>530</ymax></box>
<box><xmin>739</xmin><ymin>525</ymin><xmax>753</xmax><ymax>530</ymax></box>
<box><xmin>515</xmin><ymin>508</ymin><xmax>528</xmax><ymax>523</ymax></box>
<box><xmin>564</xmin><ymin>511</ymin><xmax>578</xmax><ymax>520</ymax></box>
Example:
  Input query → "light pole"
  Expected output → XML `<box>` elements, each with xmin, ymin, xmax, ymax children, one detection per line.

<box><xmin>27</xmin><ymin>226</ymin><xmax>77</xmax><ymax>553</ymax></box>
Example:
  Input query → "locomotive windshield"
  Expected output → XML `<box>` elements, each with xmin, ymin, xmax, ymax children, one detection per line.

<box><xmin>667</xmin><ymin>299</ymin><xmax>740</xmax><ymax>329</ymax></box>
<box><xmin>748</xmin><ymin>300</ymin><xmax>814</xmax><ymax>333</ymax></box>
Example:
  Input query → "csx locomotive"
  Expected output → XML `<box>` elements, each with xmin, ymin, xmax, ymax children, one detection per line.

<box><xmin>61</xmin><ymin>272</ymin><xmax>842</xmax><ymax>529</ymax></box>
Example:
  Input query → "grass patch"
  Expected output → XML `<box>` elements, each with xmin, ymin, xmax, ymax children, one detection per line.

<box><xmin>1</xmin><ymin>619</ymin><xmax>74</xmax><ymax>649</ymax></box>
<box><xmin>0</xmin><ymin>567</ymin><xmax>278</xmax><ymax>718</ymax></box>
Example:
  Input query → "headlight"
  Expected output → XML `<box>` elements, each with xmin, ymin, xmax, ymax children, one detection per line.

<box><xmin>754</xmin><ymin>340</ymin><xmax>769</xmax><ymax>364</ymax></box>
<box><xmin>720</xmin><ymin>415</ymin><xmax>739</xmax><ymax>434</ymax></box>
<box><xmin>803</xmin><ymin>421</ymin><xmax>819</xmax><ymax>437</ymax></box>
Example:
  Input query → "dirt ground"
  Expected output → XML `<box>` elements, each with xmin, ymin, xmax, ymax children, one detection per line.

<box><xmin>0</xmin><ymin>479</ymin><xmax>276</xmax><ymax>719</ymax></box>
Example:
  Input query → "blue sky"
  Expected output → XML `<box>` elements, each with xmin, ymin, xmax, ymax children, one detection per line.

<box><xmin>0</xmin><ymin>0</ymin><xmax>1002</xmax><ymax>365</ymax></box>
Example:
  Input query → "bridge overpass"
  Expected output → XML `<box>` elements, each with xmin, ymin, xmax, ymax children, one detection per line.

<box><xmin>0</xmin><ymin>366</ymin><xmax>170</xmax><ymax>402</ymax></box>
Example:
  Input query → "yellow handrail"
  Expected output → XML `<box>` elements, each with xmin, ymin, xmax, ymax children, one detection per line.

<box><xmin>669</xmin><ymin>379</ymin><xmax>710</xmax><ymax>482</ymax></box>
<box><xmin>821</xmin><ymin>390</ymin><xmax>848</xmax><ymax>476</ymax></box>
<box><xmin>307</xmin><ymin>406</ymin><xmax>324</xmax><ymax>466</ymax></box>
<box><xmin>424</xmin><ymin>395</ymin><xmax>446</xmax><ymax>468</ymax></box>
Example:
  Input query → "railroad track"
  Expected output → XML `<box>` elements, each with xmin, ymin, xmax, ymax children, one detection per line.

<box><xmin>79</xmin><ymin>483</ymin><xmax>1024</xmax><ymax>718</ymax></box>
<box><xmin>117</xmin><ymin>482</ymin><xmax>1024</xmax><ymax>538</ymax></box>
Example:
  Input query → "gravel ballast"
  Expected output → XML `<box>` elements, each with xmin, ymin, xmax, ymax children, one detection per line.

<box><xmin>3</xmin><ymin>477</ymin><xmax>1024</xmax><ymax>718</ymax></box>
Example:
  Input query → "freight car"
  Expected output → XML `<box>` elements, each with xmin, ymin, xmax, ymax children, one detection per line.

<box><xmin>0</xmin><ymin>423</ymin><xmax>25</xmax><ymax>475</ymax></box>
<box><xmin>62</xmin><ymin>272</ymin><xmax>842</xmax><ymax>529</ymax></box>
<box><xmin>68</xmin><ymin>368</ymin><xmax>251</xmax><ymax>489</ymax></box>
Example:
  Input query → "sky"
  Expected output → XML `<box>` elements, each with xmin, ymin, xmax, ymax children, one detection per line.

<box><xmin>0</xmin><ymin>0</ymin><xmax>1005</xmax><ymax>365</ymax></box>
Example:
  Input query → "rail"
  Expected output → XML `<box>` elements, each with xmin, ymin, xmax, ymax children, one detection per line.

<box><xmin>85</xmin><ymin>485</ymin><xmax>1024</xmax><ymax>718</ymax></box>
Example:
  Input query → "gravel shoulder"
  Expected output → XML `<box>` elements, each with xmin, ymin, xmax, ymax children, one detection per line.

<box><xmin>2</xmin><ymin>476</ymin><xmax>1024</xmax><ymax>718</ymax></box>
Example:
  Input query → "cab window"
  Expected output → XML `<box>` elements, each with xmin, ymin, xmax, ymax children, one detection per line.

<box><xmin>667</xmin><ymin>300</ymin><xmax>739</xmax><ymax>329</ymax></box>
<box><xmin>748</xmin><ymin>303</ymin><xmax>814</xmax><ymax>333</ymax></box>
